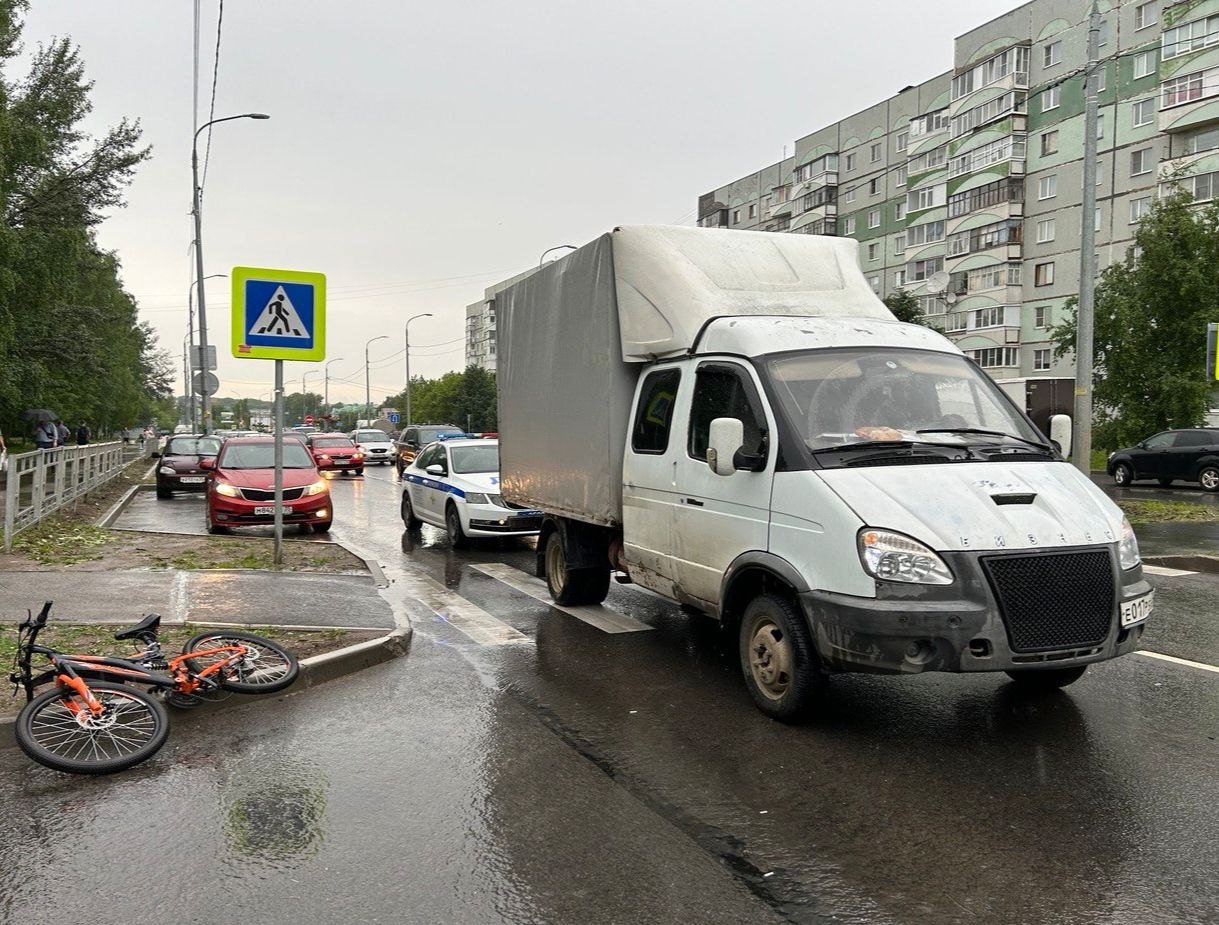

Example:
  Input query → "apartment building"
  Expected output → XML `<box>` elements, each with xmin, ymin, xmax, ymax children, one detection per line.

<box><xmin>464</xmin><ymin>267</ymin><xmax>542</xmax><ymax>372</ymax></box>
<box><xmin>697</xmin><ymin>0</ymin><xmax>1205</xmax><ymax>392</ymax></box>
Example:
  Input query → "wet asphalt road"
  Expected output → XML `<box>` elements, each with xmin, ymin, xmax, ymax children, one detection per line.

<box><xmin>2</xmin><ymin>469</ymin><xmax>1218</xmax><ymax>924</ymax></box>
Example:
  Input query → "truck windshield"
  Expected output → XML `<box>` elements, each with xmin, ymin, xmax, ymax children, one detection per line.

<box><xmin>763</xmin><ymin>348</ymin><xmax>1048</xmax><ymax>454</ymax></box>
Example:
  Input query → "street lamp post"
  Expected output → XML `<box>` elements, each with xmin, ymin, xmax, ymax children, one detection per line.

<box><xmin>186</xmin><ymin>272</ymin><xmax>226</xmax><ymax>432</ymax></box>
<box><xmin>324</xmin><ymin>357</ymin><xmax>344</xmax><ymax>420</ymax></box>
<box><xmin>539</xmin><ymin>244</ymin><xmax>578</xmax><ymax>266</ymax></box>
<box><xmin>192</xmin><ymin>112</ymin><xmax>269</xmax><ymax>435</ymax></box>
<box><xmin>365</xmin><ymin>335</ymin><xmax>389</xmax><ymax>422</ymax></box>
<box><xmin>303</xmin><ymin>369</ymin><xmax>321</xmax><ymax>423</ymax></box>
<box><xmin>404</xmin><ymin>313</ymin><xmax>433</xmax><ymax>426</ymax></box>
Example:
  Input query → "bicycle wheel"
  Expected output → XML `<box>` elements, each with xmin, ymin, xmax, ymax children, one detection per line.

<box><xmin>183</xmin><ymin>631</ymin><xmax>300</xmax><ymax>694</ymax></box>
<box><xmin>15</xmin><ymin>681</ymin><xmax>170</xmax><ymax>775</ymax></box>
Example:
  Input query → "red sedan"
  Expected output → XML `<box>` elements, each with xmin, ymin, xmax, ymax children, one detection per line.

<box><xmin>306</xmin><ymin>433</ymin><xmax>365</xmax><ymax>475</ymax></box>
<box><xmin>203</xmin><ymin>436</ymin><xmax>332</xmax><ymax>534</ymax></box>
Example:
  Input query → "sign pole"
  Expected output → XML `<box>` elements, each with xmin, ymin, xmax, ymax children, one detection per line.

<box><xmin>273</xmin><ymin>359</ymin><xmax>284</xmax><ymax>567</ymax></box>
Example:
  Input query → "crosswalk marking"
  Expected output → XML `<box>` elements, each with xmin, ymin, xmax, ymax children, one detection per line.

<box><xmin>1142</xmin><ymin>564</ymin><xmax>1196</xmax><ymax>578</ymax></box>
<box><xmin>471</xmin><ymin>563</ymin><xmax>654</xmax><ymax>634</ymax></box>
<box><xmin>398</xmin><ymin>568</ymin><xmax>529</xmax><ymax>646</ymax></box>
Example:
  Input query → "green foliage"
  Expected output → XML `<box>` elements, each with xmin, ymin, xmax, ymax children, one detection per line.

<box><xmin>1049</xmin><ymin>190</ymin><xmax>1219</xmax><ymax>450</ymax></box>
<box><xmin>0</xmin><ymin>3</ymin><xmax>162</xmax><ymax>441</ymax></box>
<box><xmin>382</xmin><ymin>366</ymin><xmax>497</xmax><ymax>431</ymax></box>
<box><xmin>9</xmin><ymin>516</ymin><xmax>112</xmax><ymax>564</ymax></box>
<box><xmin>882</xmin><ymin>289</ymin><xmax>927</xmax><ymax>325</ymax></box>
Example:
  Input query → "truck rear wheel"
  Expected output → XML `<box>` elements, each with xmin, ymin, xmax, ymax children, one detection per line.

<box><xmin>739</xmin><ymin>593</ymin><xmax>823</xmax><ymax>722</ymax></box>
<box><xmin>544</xmin><ymin>531</ymin><xmax>609</xmax><ymax>605</ymax></box>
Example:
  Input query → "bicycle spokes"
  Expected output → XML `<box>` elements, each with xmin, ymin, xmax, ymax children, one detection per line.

<box><xmin>27</xmin><ymin>688</ymin><xmax>160</xmax><ymax>765</ymax></box>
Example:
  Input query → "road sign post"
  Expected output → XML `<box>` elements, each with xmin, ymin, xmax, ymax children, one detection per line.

<box><xmin>231</xmin><ymin>266</ymin><xmax>327</xmax><ymax>567</ymax></box>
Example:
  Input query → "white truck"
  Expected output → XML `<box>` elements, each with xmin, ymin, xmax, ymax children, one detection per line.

<box><xmin>496</xmin><ymin>226</ymin><xmax>1153</xmax><ymax>719</ymax></box>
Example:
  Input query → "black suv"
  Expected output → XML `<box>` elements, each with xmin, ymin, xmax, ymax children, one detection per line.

<box><xmin>1107</xmin><ymin>429</ymin><xmax>1219</xmax><ymax>491</ymax></box>
<box><xmin>393</xmin><ymin>423</ymin><xmax>461</xmax><ymax>475</ymax></box>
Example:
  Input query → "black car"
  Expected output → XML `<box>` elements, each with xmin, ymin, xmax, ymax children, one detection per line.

<box><xmin>1107</xmin><ymin>428</ymin><xmax>1219</xmax><ymax>491</ymax></box>
<box><xmin>393</xmin><ymin>423</ymin><xmax>460</xmax><ymax>474</ymax></box>
<box><xmin>155</xmin><ymin>434</ymin><xmax>222</xmax><ymax>498</ymax></box>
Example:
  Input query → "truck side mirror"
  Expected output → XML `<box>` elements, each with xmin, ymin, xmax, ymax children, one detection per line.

<box><xmin>706</xmin><ymin>418</ymin><xmax>744</xmax><ymax>476</ymax></box>
<box><xmin>1049</xmin><ymin>413</ymin><xmax>1072</xmax><ymax>461</ymax></box>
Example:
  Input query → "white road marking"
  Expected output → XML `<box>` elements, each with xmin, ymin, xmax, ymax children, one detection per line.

<box><xmin>471</xmin><ymin>562</ymin><xmax>653</xmax><ymax>634</ymax></box>
<box><xmin>398</xmin><ymin>567</ymin><xmax>529</xmax><ymax>646</ymax></box>
<box><xmin>1142</xmin><ymin>565</ymin><xmax>1197</xmax><ymax>578</ymax></box>
<box><xmin>1135</xmin><ymin>650</ymin><xmax>1219</xmax><ymax>675</ymax></box>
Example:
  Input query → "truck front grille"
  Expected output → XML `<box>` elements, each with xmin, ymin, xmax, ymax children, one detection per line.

<box><xmin>982</xmin><ymin>550</ymin><xmax>1115</xmax><ymax>653</ymax></box>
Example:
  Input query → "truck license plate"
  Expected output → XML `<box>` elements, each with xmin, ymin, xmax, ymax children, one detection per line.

<box><xmin>1120</xmin><ymin>591</ymin><xmax>1153</xmax><ymax>627</ymax></box>
<box><xmin>253</xmin><ymin>505</ymin><xmax>292</xmax><ymax>515</ymax></box>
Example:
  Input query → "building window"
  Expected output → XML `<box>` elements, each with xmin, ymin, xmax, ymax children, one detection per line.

<box><xmin>1095</xmin><ymin>66</ymin><xmax>1106</xmax><ymax>92</ymax></box>
<box><xmin>906</xmin><ymin>220</ymin><xmax>945</xmax><ymax>246</ymax></box>
<box><xmin>1034</xmin><ymin>305</ymin><xmax>1049</xmax><ymax>328</ymax></box>
<box><xmin>1042</xmin><ymin>85</ymin><xmax>1060</xmax><ymax>111</ymax></box>
<box><xmin>895</xmin><ymin>131</ymin><xmax>908</xmax><ymax>153</ymax></box>
<box><xmin>1034</xmin><ymin>261</ymin><xmax>1055</xmax><ymax>286</ymax></box>
<box><xmin>947</xmin><ymin>178</ymin><xmax>1024</xmax><ymax>217</ymax></box>
<box><xmin>732</xmin><ymin>210</ymin><xmax>740</xmax><ymax>224</ymax></box>
<box><xmin>1135</xmin><ymin>2</ymin><xmax>1159</xmax><ymax>30</ymax></box>
<box><xmin>1033</xmin><ymin>348</ymin><xmax>1052</xmax><ymax>371</ymax></box>
<box><xmin>868</xmin><ymin>275</ymin><xmax>880</xmax><ymax>293</ymax></box>
<box><xmin>1162</xmin><ymin>14</ymin><xmax>1219</xmax><ymax>61</ymax></box>
<box><xmin>749</xmin><ymin>203</ymin><xmax>757</xmax><ymax>218</ymax></box>
<box><xmin>1187</xmin><ymin>126</ymin><xmax>1219</xmax><ymax>154</ymax></box>
<box><xmin>1038</xmin><ymin>174</ymin><xmax>1058</xmax><ymax>200</ymax></box>
<box><xmin>950</xmin><ymin>46</ymin><xmax>1031</xmax><ymax>101</ymax></box>
<box><xmin>1130</xmin><ymin>197</ymin><xmax>1152</xmax><ymax>223</ymax></box>
<box><xmin>1131</xmin><ymin>147</ymin><xmax>1153</xmax><ymax>176</ymax></box>
<box><xmin>1040</xmin><ymin>130</ymin><xmax>1059</xmax><ymax>156</ymax></box>
<box><xmin>945</xmin><ymin>313</ymin><xmax>968</xmax><ymax>333</ymax></box>
<box><xmin>909</xmin><ymin>256</ymin><xmax>944</xmax><ymax>281</ymax></box>
<box><xmin>1097</xmin><ymin>113</ymin><xmax>1105</xmax><ymax>138</ymax></box>
<box><xmin>844</xmin><ymin>216</ymin><xmax>857</xmax><ymax>234</ymax></box>
<box><xmin>1036</xmin><ymin>218</ymin><xmax>1056</xmax><ymax>243</ymax></box>
<box><xmin>1193</xmin><ymin>171</ymin><xmax>1219</xmax><ymax>202</ymax></box>
<box><xmin>894</xmin><ymin>201</ymin><xmax>906</xmax><ymax>221</ymax></box>
<box><xmin>974</xmin><ymin>306</ymin><xmax>1003</xmax><ymax>328</ymax></box>
<box><xmin>907</xmin><ymin>183</ymin><xmax>946</xmax><ymax>212</ymax></box>
<box><xmin>972</xmin><ymin>347</ymin><xmax>1019</xmax><ymax>368</ymax></box>
<box><xmin>1099</xmin><ymin>20</ymin><xmax>1110</xmax><ymax>46</ymax></box>
<box><xmin>1134</xmin><ymin>51</ymin><xmax>1156</xmax><ymax>79</ymax></box>
<box><xmin>868</xmin><ymin>209</ymin><xmax>880</xmax><ymax>229</ymax></box>
<box><xmin>871</xmin><ymin>143</ymin><xmax>882</xmax><ymax>163</ymax></box>
<box><xmin>1044</xmin><ymin>41</ymin><xmax>1062</xmax><ymax>68</ymax></box>
<box><xmin>950</xmin><ymin>90</ymin><xmax>1028</xmax><ymax>138</ymax></box>
<box><xmin>845</xmin><ymin>152</ymin><xmax>856</xmax><ymax>171</ymax></box>
<box><xmin>868</xmin><ymin>242</ymin><xmax>880</xmax><ymax>260</ymax></box>
<box><xmin>1095</xmin><ymin>205</ymin><xmax>1102</xmax><ymax>232</ymax></box>
<box><xmin>1162</xmin><ymin>70</ymin><xmax>1209</xmax><ymax>108</ymax></box>
<box><xmin>845</xmin><ymin>187</ymin><xmax>856</xmax><ymax>203</ymax></box>
<box><xmin>869</xmin><ymin>177</ymin><xmax>880</xmax><ymax>195</ymax></box>
<box><xmin>894</xmin><ymin>269</ymin><xmax>907</xmax><ymax>286</ymax></box>
<box><xmin>894</xmin><ymin>235</ymin><xmax>906</xmax><ymax>255</ymax></box>
<box><xmin>895</xmin><ymin>164</ymin><xmax>908</xmax><ymax>187</ymax></box>
<box><xmin>947</xmin><ymin>136</ymin><xmax>1027</xmax><ymax>178</ymax></box>
<box><xmin>1133</xmin><ymin>97</ymin><xmax>1156</xmax><ymax>127</ymax></box>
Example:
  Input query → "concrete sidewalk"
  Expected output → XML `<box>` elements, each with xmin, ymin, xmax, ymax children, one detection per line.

<box><xmin>0</xmin><ymin>568</ymin><xmax>394</xmax><ymax>629</ymax></box>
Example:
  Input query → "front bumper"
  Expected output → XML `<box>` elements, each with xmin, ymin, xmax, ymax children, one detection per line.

<box><xmin>210</xmin><ymin>492</ymin><xmax>330</xmax><ymax>525</ymax></box>
<box><xmin>464</xmin><ymin>503</ymin><xmax>541</xmax><ymax>537</ymax></box>
<box><xmin>157</xmin><ymin>472</ymin><xmax>209</xmax><ymax>492</ymax></box>
<box><xmin>801</xmin><ymin>547</ymin><xmax>1150</xmax><ymax>674</ymax></box>
<box><xmin>315</xmin><ymin>457</ymin><xmax>363</xmax><ymax>471</ymax></box>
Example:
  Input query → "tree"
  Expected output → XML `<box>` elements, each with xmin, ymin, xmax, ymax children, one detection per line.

<box><xmin>383</xmin><ymin>366</ymin><xmax>497</xmax><ymax>432</ymax></box>
<box><xmin>0</xmin><ymin>2</ymin><xmax>157</xmax><ymax>439</ymax></box>
<box><xmin>1050</xmin><ymin>189</ymin><xmax>1219</xmax><ymax>450</ymax></box>
<box><xmin>883</xmin><ymin>289</ymin><xmax>928</xmax><ymax>326</ymax></box>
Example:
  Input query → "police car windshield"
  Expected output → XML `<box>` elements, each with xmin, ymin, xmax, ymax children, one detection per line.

<box><xmin>449</xmin><ymin>445</ymin><xmax>499</xmax><ymax>474</ymax></box>
<box><xmin>221</xmin><ymin>443</ymin><xmax>316</xmax><ymax>469</ymax></box>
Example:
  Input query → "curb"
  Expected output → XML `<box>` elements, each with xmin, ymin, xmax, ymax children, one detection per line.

<box><xmin>0</xmin><ymin>626</ymin><xmax>411</xmax><ymax>738</ymax></box>
<box><xmin>1145</xmin><ymin>554</ymin><xmax>1219</xmax><ymax>575</ymax></box>
<box><xmin>98</xmin><ymin>483</ymin><xmax>154</xmax><ymax>528</ymax></box>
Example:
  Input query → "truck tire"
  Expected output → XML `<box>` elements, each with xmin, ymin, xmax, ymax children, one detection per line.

<box><xmin>544</xmin><ymin>531</ymin><xmax>610</xmax><ymax>605</ymax></box>
<box><xmin>739</xmin><ymin>593</ymin><xmax>823</xmax><ymax>722</ymax></box>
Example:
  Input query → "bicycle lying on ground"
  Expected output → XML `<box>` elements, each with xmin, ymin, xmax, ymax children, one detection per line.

<box><xmin>9</xmin><ymin>602</ymin><xmax>299</xmax><ymax>775</ymax></box>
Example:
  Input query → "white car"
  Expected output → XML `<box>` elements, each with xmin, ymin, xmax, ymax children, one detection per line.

<box><xmin>349</xmin><ymin>428</ymin><xmax>395</xmax><ymax>466</ymax></box>
<box><xmin>400</xmin><ymin>438</ymin><xmax>541</xmax><ymax>546</ymax></box>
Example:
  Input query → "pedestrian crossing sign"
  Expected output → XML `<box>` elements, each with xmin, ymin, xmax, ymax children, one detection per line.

<box><xmin>231</xmin><ymin>266</ymin><xmax>326</xmax><ymax>361</ymax></box>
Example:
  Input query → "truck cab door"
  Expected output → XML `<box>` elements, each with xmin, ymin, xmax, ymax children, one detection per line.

<box><xmin>672</xmin><ymin>361</ymin><xmax>775</xmax><ymax>607</ymax></box>
<box><xmin>622</xmin><ymin>365</ymin><xmax>686</xmax><ymax>597</ymax></box>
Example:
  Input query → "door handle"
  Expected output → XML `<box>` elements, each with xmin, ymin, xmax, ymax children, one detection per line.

<box><xmin>685</xmin><ymin>498</ymin><xmax>704</xmax><ymax>507</ymax></box>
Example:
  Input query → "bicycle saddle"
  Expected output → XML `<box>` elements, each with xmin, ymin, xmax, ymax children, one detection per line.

<box><xmin>113</xmin><ymin>613</ymin><xmax>162</xmax><ymax>641</ymax></box>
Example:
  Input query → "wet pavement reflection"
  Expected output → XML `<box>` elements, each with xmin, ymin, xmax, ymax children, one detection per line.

<box><xmin>0</xmin><ymin>466</ymin><xmax>1216</xmax><ymax>923</ymax></box>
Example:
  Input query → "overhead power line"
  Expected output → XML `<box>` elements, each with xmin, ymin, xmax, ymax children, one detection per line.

<box><xmin>200</xmin><ymin>0</ymin><xmax>225</xmax><ymax>194</ymax></box>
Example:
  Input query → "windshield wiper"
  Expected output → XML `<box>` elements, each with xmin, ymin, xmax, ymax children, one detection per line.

<box><xmin>915</xmin><ymin>428</ymin><xmax>1054</xmax><ymax>453</ymax></box>
<box><xmin>812</xmin><ymin>439</ymin><xmax>975</xmax><ymax>457</ymax></box>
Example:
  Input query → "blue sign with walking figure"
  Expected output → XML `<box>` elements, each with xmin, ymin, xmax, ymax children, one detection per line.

<box><xmin>231</xmin><ymin>266</ymin><xmax>327</xmax><ymax>361</ymax></box>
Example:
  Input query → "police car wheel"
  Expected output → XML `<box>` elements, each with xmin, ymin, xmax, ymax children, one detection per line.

<box><xmin>401</xmin><ymin>492</ymin><xmax>421</xmax><ymax>528</ymax></box>
<box><xmin>446</xmin><ymin>503</ymin><xmax>469</xmax><ymax>549</ymax></box>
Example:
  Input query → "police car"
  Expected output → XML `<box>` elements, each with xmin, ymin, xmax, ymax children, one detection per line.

<box><xmin>399</xmin><ymin>437</ymin><xmax>541</xmax><ymax>547</ymax></box>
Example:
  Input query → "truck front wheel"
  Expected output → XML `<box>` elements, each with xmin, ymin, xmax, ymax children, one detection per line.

<box><xmin>544</xmin><ymin>531</ymin><xmax>610</xmax><ymax>606</ymax></box>
<box><xmin>739</xmin><ymin>593</ymin><xmax>823</xmax><ymax>721</ymax></box>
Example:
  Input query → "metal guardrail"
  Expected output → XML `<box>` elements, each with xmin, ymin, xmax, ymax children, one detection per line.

<box><xmin>2</xmin><ymin>442</ymin><xmax>127</xmax><ymax>551</ymax></box>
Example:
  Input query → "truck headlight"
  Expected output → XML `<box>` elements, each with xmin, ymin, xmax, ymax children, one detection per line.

<box><xmin>464</xmin><ymin>492</ymin><xmax>489</xmax><ymax>505</ymax></box>
<box><xmin>858</xmin><ymin>528</ymin><xmax>954</xmax><ymax>585</ymax></box>
<box><xmin>1118</xmin><ymin>516</ymin><xmax>1141</xmax><ymax>570</ymax></box>
<box><xmin>304</xmin><ymin>479</ymin><xmax>329</xmax><ymax>497</ymax></box>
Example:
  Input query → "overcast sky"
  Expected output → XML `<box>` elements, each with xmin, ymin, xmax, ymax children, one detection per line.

<box><xmin>24</xmin><ymin>0</ymin><xmax>1017</xmax><ymax>404</ymax></box>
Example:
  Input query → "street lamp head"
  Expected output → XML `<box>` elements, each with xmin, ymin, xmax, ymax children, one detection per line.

<box><xmin>245</xmin><ymin>113</ymin><xmax>271</xmax><ymax>120</ymax></box>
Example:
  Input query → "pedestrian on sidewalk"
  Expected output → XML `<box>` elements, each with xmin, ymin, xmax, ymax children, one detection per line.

<box><xmin>75</xmin><ymin>421</ymin><xmax>90</xmax><ymax>445</ymax></box>
<box><xmin>56</xmin><ymin>421</ymin><xmax>70</xmax><ymax>447</ymax></box>
<box><xmin>33</xmin><ymin>419</ymin><xmax>57</xmax><ymax>450</ymax></box>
